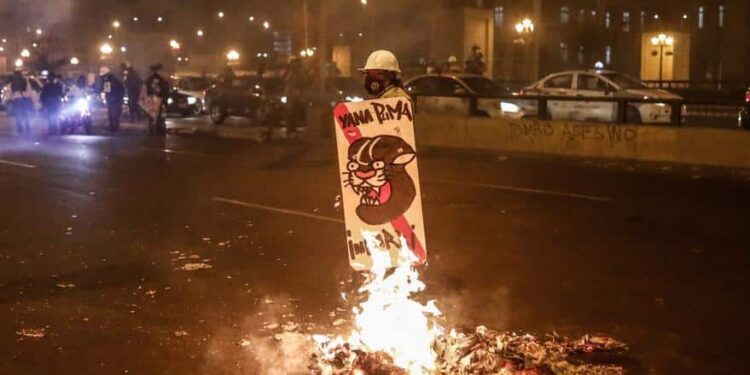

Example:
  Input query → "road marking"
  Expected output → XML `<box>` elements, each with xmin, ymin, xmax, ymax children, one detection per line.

<box><xmin>425</xmin><ymin>178</ymin><xmax>612</xmax><ymax>202</ymax></box>
<box><xmin>212</xmin><ymin>197</ymin><xmax>344</xmax><ymax>224</ymax></box>
<box><xmin>0</xmin><ymin>159</ymin><xmax>37</xmax><ymax>169</ymax></box>
<box><xmin>149</xmin><ymin>148</ymin><xmax>215</xmax><ymax>158</ymax></box>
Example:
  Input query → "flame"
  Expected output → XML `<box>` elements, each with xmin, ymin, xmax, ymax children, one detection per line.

<box><xmin>315</xmin><ymin>230</ymin><xmax>443</xmax><ymax>374</ymax></box>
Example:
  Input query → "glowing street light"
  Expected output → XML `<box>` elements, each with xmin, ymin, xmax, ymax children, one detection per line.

<box><xmin>15</xmin><ymin>58</ymin><xmax>23</xmax><ymax>68</ymax></box>
<box><xmin>133</xmin><ymin>16</ymin><xmax>139</xmax><ymax>22</ymax></box>
<box><xmin>169</xmin><ymin>39</ymin><xmax>181</xmax><ymax>50</ymax></box>
<box><xmin>70</xmin><ymin>57</ymin><xmax>80</xmax><ymax>65</ymax></box>
<box><xmin>35</xmin><ymin>28</ymin><xmax>43</xmax><ymax>36</ymax></box>
<box><xmin>0</xmin><ymin>47</ymin><xmax>4</xmax><ymax>53</ymax></box>
<box><xmin>120</xmin><ymin>46</ymin><xmax>127</xmax><ymax>53</ymax></box>
<box><xmin>20</xmin><ymin>48</ymin><xmax>30</xmax><ymax>58</ymax></box>
<box><xmin>262</xmin><ymin>21</ymin><xmax>270</xmax><ymax>30</ymax></box>
<box><xmin>361</xmin><ymin>0</ymin><xmax>367</xmax><ymax>4</ymax></box>
<box><xmin>196</xmin><ymin>29</ymin><xmax>204</xmax><ymax>37</ymax></box>
<box><xmin>226</xmin><ymin>50</ymin><xmax>240</xmax><ymax>61</ymax></box>
<box><xmin>248</xmin><ymin>16</ymin><xmax>255</xmax><ymax>22</ymax></box>
<box><xmin>515</xmin><ymin>18</ymin><xmax>535</xmax><ymax>33</ymax></box>
<box><xmin>218</xmin><ymin>11</ymin><xmax>225</xmax><ymax>18</ymax></box>
<box><xmin>300</xmin><ymin>48</ymin><xmax>315</xmax><ymax>58</ymax></box>
<box><xmin>157</xmin><ymin>16</ymin><xmax>164</xmax><ymax>23</ymax></box>
<box><xmin>112</xmin><ymin>20</ymin><xmax>121</xmax><ymax>29</ymax></box>
<box><xmin>650</xmin><ymin>33</ymin><xmax>675</xmax><ymax>84</ymax></box>
<box><xmin>99</xmin><ymin>43</ymin><xmax>113</xmax><ymax>55</ymax></box>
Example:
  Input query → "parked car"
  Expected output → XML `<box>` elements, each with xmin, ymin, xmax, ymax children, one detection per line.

<box><xmin>1</xmin><ymin>76</ymin><xmax>43</xmax><ymax>113</ymax></box>
<box><xmin>171</xmin><ymin>75</ymin><xmax>214</xmax><ymax>115</ymax></box>
<box><xmin>204</xmin><ymin>76</ymin><xmax>286</xmax><ymax>125</ymax></box>
<box><xmin>739</xmin><ymin>87</ymin><xmax>750</xmax><ymax>130</ymax></box>
<box><xmin>166</xmin><ymin>89</ymin><xmax>204</xmax><ymax>117</ymax></box>
<box><xmin>404</xmin><ymin>73</ymin><xmax>526</xmax><ymax>118</ymax></box>
<box><xmin>523</xmin><ymin>70</ymin><xmax>681</xmax><ymax>124</ymax></box>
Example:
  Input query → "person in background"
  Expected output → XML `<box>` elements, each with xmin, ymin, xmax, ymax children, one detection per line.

<box><xmin>358</xmin><ymin>50</ymin><xmax>410</xmax><ymax>100</ymax></box>
<box><xmin>446</xmin><ymin>55</ymin><xmax>462</xmax><ymax>74</ymax></box>
<box><xmin>9</xmin><ymin>70</ymin><xmax>33</xmax><ymax>134</ymax></box>
<box><xmin>282</xmin><ymin>56</ymin><xmax>313</xmax><ymax>135</ymax></box>
<box><xmin>465</xmin><ymin>45</ymin><xmax>486</xmax><ymax>75</ymax></box>
<box><xmin>142</xmin><ymin>64</ymin><xmax>170</xmax><ymax>135</ymax></box>
<box><xmin>40</xmin><ymin>72</ymin><xmax>65</xmax><ymax>135</ymax></box>
<box><xmin>99</xmin><ymin>66</ymin><xmax>125</xmax><ymax>132</ymax></box>
<box><xmin>122</xmin><ymin>63</ymin><xmax>143</xmax><ymax>123</ymax></box>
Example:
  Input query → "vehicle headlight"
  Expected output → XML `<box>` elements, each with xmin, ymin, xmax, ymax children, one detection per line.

<box><xmin>500</xmin><ymin>102</ymin><xmax>520</xmax><ymax>113</ymax></box>
<box><xmin>280</xmin><ymin>96</ymin><xmax>288</xmax><ymax>104</ymax></box>
<box><xmin>167</xmin><ymin>98</ymin><xmax>174</xmax><ymax>105</ymax></box>
<box><xmin>187</xmin><ymin>97</ymin><xmax>197</xmax><ymax>105</ymax></box>
<box><xmin>346</xmin><ymin>96</ymin><xmax>364</xmax><ymax>103</ymax></box>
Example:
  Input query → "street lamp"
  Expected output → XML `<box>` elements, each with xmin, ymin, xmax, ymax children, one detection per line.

<box><xmin>227</xmin><ymin>50</ymin><xmax>240</xmax><ymax>62</ymax></box>
<box><xmin>14</xmin><ymin>58</ymin><xmax>23</xmax><ymax>68</ymax></box>
<box><xmin>20</xmin><ymin>48</ymin><xmax>30</xmax><ymax>58</ymax></box>
<box><xmin>196</xmin><ymin>29</ymin><xmax>204</xmax><ymax>37</ymax></box>
<box><xmin>70</xmin><ymin>57</ymin><xmax>79</xmax><ymax>65</ymax></box>
<box><xmin>515</xmin><ymin>18</ymin><xmax>535</xmax><ymax>34</ymax></box>
<box><xmin>35</xmin><ymin>28</ymin><xmax>43</xmax><ymax>36</ymax></box>
<box><xmin>169</xmin><ymin>39</ymin><xmax>181</xmax><ymax>50</ymax></box>
<box><xmin>218</xmin><ymin>11</ymin><xmax>225</xmax><ymax>19</ymax></box>
<box><xmin>112</xmin><ymin>20</ymin><xmax>121</xmax><ymax>29</ymax></box>
<box><xmin>650</xmin><ymin>33</ymin><xmax>674</xmax><ymax>84</ymax></box>
<box><xmin>262</xmin><ymin>21</ymin><xmax>270</xmax><ymax>30</ymax></box>
<box><xmin>99</xmin><ymin>42</ymin><xmax>113</xmax><ymax>55</ymax></box>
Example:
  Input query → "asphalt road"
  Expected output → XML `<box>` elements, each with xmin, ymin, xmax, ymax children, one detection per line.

<box><xmin>0</xmin><ymin>113</ymin><xmax>748</xmax><ymax>374</ymax></box>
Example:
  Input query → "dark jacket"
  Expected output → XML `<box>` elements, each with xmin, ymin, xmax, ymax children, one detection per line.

<box><xmin>145</xmin><ymin>73</ymin><xmax>170</xmax><ymax>100</ymax></box>
<box><xmin>40</xmin><ymin>81</ymin><xmax>65</xmax><ymax>110</ymax></box>
<box><xmin>124</xmin><ymin>70</ymin><xmax>143</xmax><ymax>96</ymax></box>
<box><xmin>100</xmin><ymin>73</ymin><xmax>125</xmax><ymax>104</ymax></box>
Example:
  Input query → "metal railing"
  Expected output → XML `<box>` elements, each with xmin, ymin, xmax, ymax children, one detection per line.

<box><xmin>411</xmin><ymin>93</ymin><xmax>685</xmax><ymax>126</ymax></box>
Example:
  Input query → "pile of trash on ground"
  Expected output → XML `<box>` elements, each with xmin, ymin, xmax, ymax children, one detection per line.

<box><xmin>309</xmin><ymin>326</ymin><xmax>628</xmax><ymax>375</ymax></box>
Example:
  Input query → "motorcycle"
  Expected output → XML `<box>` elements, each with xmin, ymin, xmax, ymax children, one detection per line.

<box><xmin>60</xmin><ymin>95</ymin><xmax>93</xmax><ymax>135</ymax></box>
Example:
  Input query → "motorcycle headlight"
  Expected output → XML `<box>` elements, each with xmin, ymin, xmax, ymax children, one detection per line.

<box><xmin>75</xmin><ymin>98</ymin><xmax>90</xmax><ymax>113</ymax></box>
<box><xmin>187</xmin><ymin>97</ymin><xmax>197</xmax><ymax>105</ymax></box>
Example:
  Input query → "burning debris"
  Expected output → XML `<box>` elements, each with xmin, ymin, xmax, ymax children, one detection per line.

<box><xmin>309</xmin><ymin>327</ymin><xmax>627</xmax><ymax>375</ymax></box>
<box><xmin>303</xmin><ymin>231</ymin><xmax>628</xmax><ymax>374</ymax></box>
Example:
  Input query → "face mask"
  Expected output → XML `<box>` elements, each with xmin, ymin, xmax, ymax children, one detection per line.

<box><xmin>365</xmin><ymin>75</ymin><xmax>386</xmax><ymax>96</ymax></box>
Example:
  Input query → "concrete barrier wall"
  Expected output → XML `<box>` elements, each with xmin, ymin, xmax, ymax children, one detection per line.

<box><xmin>415</xmin><ymin>114</ymin><xmax>750</xmax><ymax>168</ymax></box>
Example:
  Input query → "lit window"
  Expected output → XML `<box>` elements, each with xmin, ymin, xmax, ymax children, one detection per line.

<box><xmin>605</xmin><ymin>46</ymin><xmax>612</xmax><ymax>65</ymax></box>
<box><xmin>622</xmin><ymin>11</ymin><xmax>630</xmax><ymax>32</ymax></box>
<box><xmin>494</xmin><ymin>6</ymin><xmax>504</xmax><ymax>27</ymax></box>
<box><xmin>698</xmin><ymin>6</ymin><xmax>704</xmax><ymax>29</ymax></box>
<box><xmin>605</xmin><ymin>12</ymin><xmax>611</xmax><ymax>29</ymax></box>
<box><xmin>718</xmin><ymin>5</ymin><xmax>724</xmax><ymax>28</ymax></box>
<box><xmin>560</xmin><ymin>6</ymin><xmax>570</xmax><ymax>25</ymax></box>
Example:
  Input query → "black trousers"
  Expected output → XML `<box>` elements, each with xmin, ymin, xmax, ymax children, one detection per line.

<box><xmin>107</xmin><ymin>103</ymin><xmax>123</xmax><ymax>132</ymax></box>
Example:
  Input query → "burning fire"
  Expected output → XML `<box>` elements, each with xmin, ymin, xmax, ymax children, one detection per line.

<box><xmin>314</xmin><ymin>230</ymin><xmax>443</xmax><ymax>374</ymax></box>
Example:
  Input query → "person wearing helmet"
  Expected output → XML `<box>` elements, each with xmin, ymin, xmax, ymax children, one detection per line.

<box><xmin>359</xmin><ymin>50</ymin><xmax>410</xmax><ymax>100</ymax></box>
<box><xmin>99</xmin><ymin>66</ymin><xmax>125</xmax><ymax>132</ymax></box>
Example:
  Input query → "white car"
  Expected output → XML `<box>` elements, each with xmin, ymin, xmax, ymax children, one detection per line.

<box><xmin>404</xmin><ymin>74</ymin><xmax>526</xmax><ymax>118</ymax></box>
<box><xmin>172</xmin><ymin>75</ymin><xmax>214</xmax><ymax>114</ymax></box>
<box><xmin>1</xmin><ymin>77</ymin><xmax>43</xmax><ymax>112</ymax></box>
<box><xmin>523</xmin><ymin>70</ymin><xmax>681</xmax><ymax>124</ymax></box>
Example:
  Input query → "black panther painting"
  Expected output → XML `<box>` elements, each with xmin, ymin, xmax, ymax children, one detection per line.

<box><xmin>344</xmin><ymin>135</ymin><xmax>416</xmax><ymax>225</ymax></box>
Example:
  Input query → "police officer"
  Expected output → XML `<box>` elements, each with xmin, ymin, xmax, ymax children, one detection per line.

<box><xmin>99</xmin><ymin>67</ymin><xmax>125</xmax><ymax>132</ymax></box>
<box><xmin>359</xmin><ymin>50</ymin><xmax>410</xmax><ymax>100</ymax></box>
<box><xmin>40</xmin><ymin>72</ymin><xmax>65</xmax><ymax>135</ymax></box>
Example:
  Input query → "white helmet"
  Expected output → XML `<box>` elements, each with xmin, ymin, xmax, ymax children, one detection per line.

<box><xmin>359</xmin><ymin>50</ymin><xmax>401</xmax><ymax>73</ymax></box>
<box><xmin>99</xmin><ymin>66</ymin><xmax>111</xmax><ymax>76</ymax></box>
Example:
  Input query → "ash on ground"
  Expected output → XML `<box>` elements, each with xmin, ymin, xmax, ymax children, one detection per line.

<box><xmin>309</xmin><ymin>326</ymin><xmax>628</xmax><ymax>375</ymax></box>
